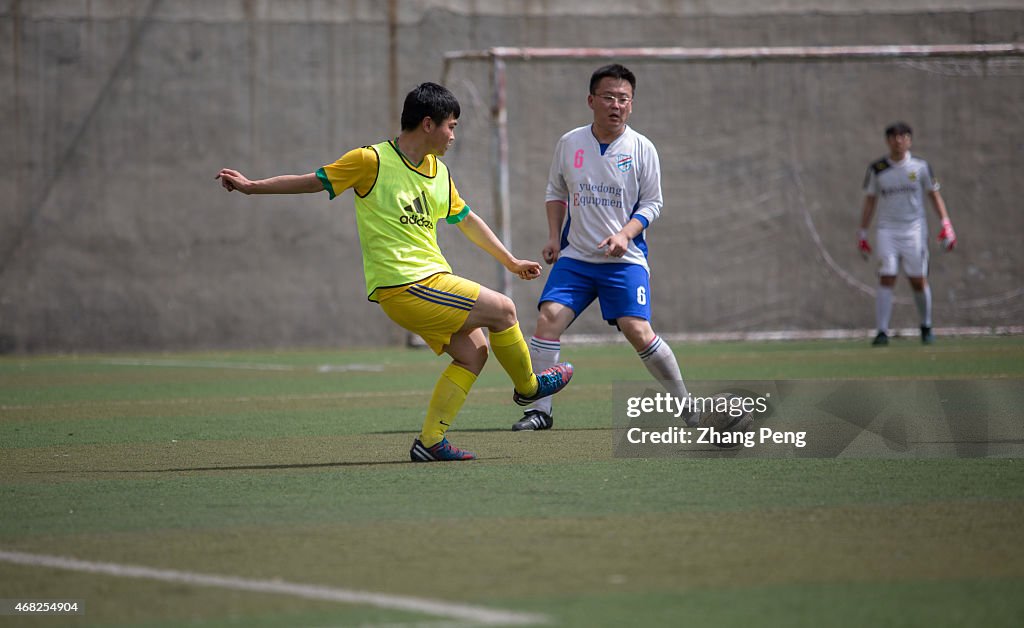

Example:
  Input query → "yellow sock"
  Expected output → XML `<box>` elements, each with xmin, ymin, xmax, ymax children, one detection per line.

<box><xmin>420</xmin><ymin>363</ymin><xmax>477</xmax><ymax>447</ymax></box>
<box><xmin>489</xmin><ymin>323</ymin><xmax>539</xmax><ymax>395</ymax></box>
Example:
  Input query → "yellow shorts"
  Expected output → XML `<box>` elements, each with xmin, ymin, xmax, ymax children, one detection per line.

<box><xmin>377</xmin><ymin>273</ymin><xmax>481</xmax><ymax>355</ymax></box>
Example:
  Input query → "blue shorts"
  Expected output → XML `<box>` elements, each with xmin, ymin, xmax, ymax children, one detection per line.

<box><xmin>539</xmin><ymin>257</ymin><xmax>651</xmax><ymax>324</ymax></box>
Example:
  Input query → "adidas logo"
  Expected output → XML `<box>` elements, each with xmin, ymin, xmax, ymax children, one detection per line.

<box><xmin>400</xmin><ymin>192</ymin><xmax>434</xmax><ymax>229</ymax></box>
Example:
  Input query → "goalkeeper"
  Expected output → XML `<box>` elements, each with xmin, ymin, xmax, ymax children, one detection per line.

<box><xmin>858</xmin><ymin>122</ymin><xmax>956</xmax><ymax>346</ymax></box>
<box><xmin>216</xmin><ymin>82</ymin><xmax>573</xmax><ymax>461</ymax></box>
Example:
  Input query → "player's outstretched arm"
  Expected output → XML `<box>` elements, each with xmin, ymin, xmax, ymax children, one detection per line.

<box><xmin>456</xmin><ymin>211</ymin><xmax>542</xmax><ymax>280</ymax></box>
<box><xmin>216</xmin><ymin>169</ymin><xmax>324</xmax><ymax>195</ymax></box>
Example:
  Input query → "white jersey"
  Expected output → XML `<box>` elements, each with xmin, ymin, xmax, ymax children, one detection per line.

<box><xmin>545</xmin><ymin>124</ymin><xmax>662</xmax><ymax>270</ymax></box>
<box><xmin>863</xmin><ymin>152</ymin><xmax>939</xmax><ymax>232</ymax></box>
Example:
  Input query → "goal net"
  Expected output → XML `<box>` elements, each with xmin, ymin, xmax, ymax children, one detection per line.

<box><xmin>439</xmin><ymin>45</ymin><xmax>1024</xmax><ymax>339</ymax></box>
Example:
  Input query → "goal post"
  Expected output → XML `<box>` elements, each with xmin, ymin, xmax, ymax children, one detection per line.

<box><xmin>440</xmin><ymin>43</ymin><xmax>1024</xmax><ymax>336</ymax></box>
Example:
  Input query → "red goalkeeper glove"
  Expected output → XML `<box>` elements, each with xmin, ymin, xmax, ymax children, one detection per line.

<box><xmin>858</xmin><ymin>229</ymin><xmax>872</xmax><ymax>260</ymax></box>
<box><xmin>937</xmin><ymin>219</ymin><xmax>956</xmax><ymax>251</ymax></box>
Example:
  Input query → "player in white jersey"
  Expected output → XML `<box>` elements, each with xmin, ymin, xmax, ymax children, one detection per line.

<box><xmin>858</xmin><ymin>122</ymin><xmax>956</xmax><ymax>346</ymax></box>
<box><xmin>512</xmin><ymin>64</ymin><xmax>697</xmax><ymax>431</ymax></box>
<box><xmin>544</xmin><ymin>122</ymin><xmax>662</xmax><ymax>270</ymax></box>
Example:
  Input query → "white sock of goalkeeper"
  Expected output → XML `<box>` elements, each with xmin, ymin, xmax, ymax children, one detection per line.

<box><xmin>638</xmin><ymin>336</ymin><xmax>697</xmax><ymax>426</ymax></box>
<box><xmin>525</xmin><ymin>336</ymin><xmax>559</xmax><ymax>416</ymax></box>
<box><xmin>913</xmin><ymin>284</ymin><xmax>932</xmax><ymax>327</ymax></box>
<box><xmin>876</xmin><ymin>285</ymin><xmax>894</xmax><ymax>332</ymax></box>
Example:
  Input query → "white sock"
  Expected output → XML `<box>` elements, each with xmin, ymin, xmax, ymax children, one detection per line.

<box><xmin>876</xmin><ymin>286</ymin><xmax>894</xmax><ymax>333</ymax></box>
<box><xmin>913</xmin><ymin>285</ymin><xmax>932</xmax><ymax>327</ymax></box>
<box><xmin>638</xmin><ymin>336</ymin><xmax>696</xmax><ymax>426</ymax></box>
<box><xmin>525</xmin><ymin>336</ymin><xmax>559</xmax><ymax>416</ymax></box>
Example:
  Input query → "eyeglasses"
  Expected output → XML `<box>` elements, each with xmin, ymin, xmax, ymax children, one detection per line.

<box><xmin>594</xmin><ymin>93</ymin><xmax>632</xmax><ymax>106</ymax></box>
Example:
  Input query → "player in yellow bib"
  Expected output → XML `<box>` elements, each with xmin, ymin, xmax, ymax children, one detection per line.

<box><xmin>216</xmin><ymin>82</ymin><xmax>573</xmax><ymax>461</ymax></box>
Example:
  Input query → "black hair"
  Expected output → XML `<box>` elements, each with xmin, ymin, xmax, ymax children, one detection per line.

<box><xmin>885</xmin><ymin>121</ymin><xmax>913</xmax><ymax>137</ymax></box>
<box><xmin>400</xmin><ymin>82</ymin><xmax>461</xmax><ymax>131</ymax></box>
<box><xmin>589</xmin><ymin>64</ymin><xmax>637</xmax><ymax>95</ymax></box>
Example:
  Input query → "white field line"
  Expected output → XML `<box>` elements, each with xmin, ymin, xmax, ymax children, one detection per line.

<box><xmin>0</xmin><ymin>550</ymin><xmax>547</xmax><ymax>626</ymax></box>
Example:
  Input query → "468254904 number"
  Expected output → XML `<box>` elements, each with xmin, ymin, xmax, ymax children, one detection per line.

<box><xmin>1</xmin><ymin>599</ymin><xmax>83</xmax><ymax>615</ymax></box>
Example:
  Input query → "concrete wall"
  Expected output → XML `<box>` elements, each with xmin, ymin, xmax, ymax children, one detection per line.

<box><xmin>2</xmin><ymin>1</ymin><xmax>1022</xmax><ymax>353</ymax></box>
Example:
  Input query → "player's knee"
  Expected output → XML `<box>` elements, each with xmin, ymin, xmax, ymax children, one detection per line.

<box><xmin>619</xmin><ymin>318</ymin><xmax>655</xmax><ymax>349</ymax></box>
<box><xmin>465</xmin><ymin>344</ymin><xmax>489</xmax><ymax>372</ymax></box>
<box><xmin>537</xmin><ymin>307</ymin><xmax>560</xmax><ymax>329</ymax></box>
<box><xmin>494</xmin><ymin>294</ymin><xmax>518</xmax><ymax>330</ymax></box>
<box><xmin>536</xmin><ymin>303</ymin><xmax>572</xmax><ymax>337</ymax></box>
